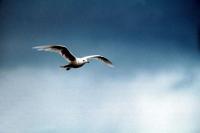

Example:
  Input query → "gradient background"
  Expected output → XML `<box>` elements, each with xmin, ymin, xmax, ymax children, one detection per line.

<box><xmin>0</xmin><ymin>0</ymin><xmax>200</xmax><ymax>133</ymax></box>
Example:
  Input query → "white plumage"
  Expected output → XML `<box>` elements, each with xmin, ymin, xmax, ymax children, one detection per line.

<box><xmin>33</xmin><ymin>45</ymin><xmax>113</xmax><ymax>70</ymax></box>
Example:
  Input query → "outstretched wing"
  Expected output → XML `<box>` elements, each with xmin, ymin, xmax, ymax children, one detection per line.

<box><xmin>33</xmin><ymin>45</ymin><xmax>76</xmax><ymax>61</ymax></box>
<box><xmin>83</xmin><ymin>55</ymin><xmax>113</xmax><ymax>67</ymax></box>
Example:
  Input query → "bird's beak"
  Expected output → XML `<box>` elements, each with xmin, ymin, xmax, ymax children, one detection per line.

<box><xmin>87</xmin><ymin>61</ymin><xmax>90</xmax><ymax>63</ymax></box>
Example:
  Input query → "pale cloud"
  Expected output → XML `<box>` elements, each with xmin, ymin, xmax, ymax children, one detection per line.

<box><xmin>0</xmin><ymin>67</ymin><xmax>199</xmax><ymax>133</ymax></box>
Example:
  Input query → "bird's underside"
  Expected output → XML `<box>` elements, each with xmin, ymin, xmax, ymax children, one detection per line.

<box><xmin>33</xmin><ymin>45</ymin><xmax>113</xmax><ymax>71</ymax></box>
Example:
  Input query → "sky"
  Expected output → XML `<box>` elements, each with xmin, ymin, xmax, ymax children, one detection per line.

<box><xmin>0</xmin><ymin>0</ymin><xmax>200</xmax><ymax>133</ymax></box>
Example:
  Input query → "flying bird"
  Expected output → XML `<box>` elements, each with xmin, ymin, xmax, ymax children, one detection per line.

<box><xmin>33</xmin><ymin>45</ymin><xmax>113</xmax><ymax>70</ymax></box>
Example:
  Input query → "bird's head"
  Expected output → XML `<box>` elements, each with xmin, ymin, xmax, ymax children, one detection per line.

<box><xmin>83</xmin><ymin>59</ymin><xmax>90</xmax><ymax>63</ymax></box>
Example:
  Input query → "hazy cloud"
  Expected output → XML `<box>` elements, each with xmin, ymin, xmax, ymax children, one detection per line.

<box><xmin>0</xmin><ymin>67</ymin><xmax>199</xmax><ymax>133</ymax></box>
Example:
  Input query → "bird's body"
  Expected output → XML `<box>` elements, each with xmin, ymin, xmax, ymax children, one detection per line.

<box><xmin>33</xmin><ymin>45</ymin><xmax>113</xmax><ymax>70</ymax></box>
<box><xmin>60</xmin><ymin>58</ymin><xmax>86</xmax><ymax>70</ymax></box>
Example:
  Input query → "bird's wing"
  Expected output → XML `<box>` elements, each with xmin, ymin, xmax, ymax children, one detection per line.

<box><xmin>33</xmin><ymin>45</ymin><xmax>76</xmax><ymax>61</ymax></box>
<box><xmin>83</xmin><ymin>55</ymin><xmax>113</xmax><ymax>67</ymax></box>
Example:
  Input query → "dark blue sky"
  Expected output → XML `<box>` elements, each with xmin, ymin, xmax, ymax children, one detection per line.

<box><xmin>0</xmin><ymin>0</ymin><xmax>199</xmax><ymax>73</ymax></box>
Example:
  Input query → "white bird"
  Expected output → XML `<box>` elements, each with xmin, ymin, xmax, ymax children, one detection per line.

<box><xmin>33</xmin><ymin>45</ymin><xmax>113</xmax><ymax>70</ymax></box>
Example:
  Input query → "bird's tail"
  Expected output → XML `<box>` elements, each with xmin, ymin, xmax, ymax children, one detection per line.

<box><xmin>60</xmin><ymin>64</ymin><xmax>70</xmax><ymax>68</ymax></box>
<box><xmin>60</xmin><ymin>64</ymin><xmax>71</xmax><ymax>71</ymax></box>
<box><xmin>60</xmin><ymin>65</ymin><xmax>66</xmax><ymax>68</ymax></box>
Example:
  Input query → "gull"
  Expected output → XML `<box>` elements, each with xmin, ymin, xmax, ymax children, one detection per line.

<box><xmin>33</xmin><ymin>45</ymin><xmax>113</xmax><ymax>70</ymax></box>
